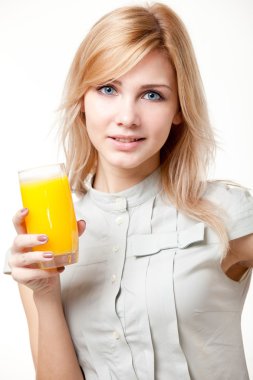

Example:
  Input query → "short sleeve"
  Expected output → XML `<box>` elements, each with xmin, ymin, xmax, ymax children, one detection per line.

<box><xmin>3</xmin><ymin>249</ymin><xmax>11</xmax><ymax>274</ymax></box>
<box><xmin>205</xmin><ymin>182</ymin><xmax>253</xmax><ymax>240</ymax></box>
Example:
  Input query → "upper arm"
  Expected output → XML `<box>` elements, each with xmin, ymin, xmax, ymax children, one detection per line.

<box><xmin>221</xmin><ymin>233</ymin><xmax>253</xmax><ymax>281</ymax></box>
<box><xmin>18</xmin><ymin>284</ymin><xmax>38</xmax><ymax>367</ymax></box>
<box><xmin>206</xmin><ymin>183</ymin><xmax>253</xmax><ymax>281</ymax></box>
<box><xmin>229</xmin><ymin>233</ymin><xmax>253</xmax><ymax>266</ymax></box>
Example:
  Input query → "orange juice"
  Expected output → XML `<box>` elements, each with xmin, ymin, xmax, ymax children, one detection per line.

<box><xmin>19</xmin><ymin>164</ymin><xmax>78</xmax><ymax>268</ymax></box>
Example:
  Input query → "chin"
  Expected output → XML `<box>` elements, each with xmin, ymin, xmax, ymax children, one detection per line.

<box><xmin>114</xmin><ymin>163</ymin><xmax>140</xmax><ymax>170</ymax></box>
<box><xmin>113</xmin><ymin>159</ymin><xmax>156</xmax><ymax>173</ymax></box>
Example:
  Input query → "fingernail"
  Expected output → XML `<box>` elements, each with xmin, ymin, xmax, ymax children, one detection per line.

<box><xmin>20</xmin><ymin>208</ymin><xmax>28</xmax><ymax>214</ymax></box>
<box><xmin>43</xmin><ymin>252</ymin><xmax>53</xmax><ymax>259</ymax></box>
<box><xmin>38</xmin><ymin>235</ymin><xmax>48</xmax><ymax>242</ymax></box>
<box><xmin>57</xmin><ymin>267</ymin><xmax>65</xmax><ymax>273</ymax></box>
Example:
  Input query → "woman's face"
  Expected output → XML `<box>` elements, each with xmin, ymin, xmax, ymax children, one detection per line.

<box><xmin>83</xmin><ymin>49</ymin><xmax>181</xmax><ymax>177</ymax></box>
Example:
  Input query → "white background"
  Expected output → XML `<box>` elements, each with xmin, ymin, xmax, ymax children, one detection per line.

<box><xmin>0</xmin><ymin>0</ymin><xmax>252</xmax><ymax>378</ymax></box>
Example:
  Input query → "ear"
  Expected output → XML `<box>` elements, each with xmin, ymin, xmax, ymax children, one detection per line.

<box><xmin>172</xmin><ymin>110</ymin><xmax>182</xmax><ymax>125</ymax></box>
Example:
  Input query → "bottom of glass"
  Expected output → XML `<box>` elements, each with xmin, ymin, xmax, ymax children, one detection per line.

<box><xmin>39</xmin><ymin>252</ymin><xmax>78</xmax><ymax>269</ymax></box>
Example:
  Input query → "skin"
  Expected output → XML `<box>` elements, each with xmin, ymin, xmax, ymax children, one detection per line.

<box><xmin>83</xmin><ymin>49</ymin><xmax>182</xmax><ymax>193</ymax></box>
<box><xmin>10</xmin><ymin>208</ymin><xmax>85</xmax><ymax>379</ymax></box>
<box><xmin>221</xmin><ymin>235</ymin><xmax>253</xmax><ymax>281</ymax></box>
<box><xmin>9</xmin><ymin>49</ymin><xmax>253</xmax><ymax>378</ymax></box>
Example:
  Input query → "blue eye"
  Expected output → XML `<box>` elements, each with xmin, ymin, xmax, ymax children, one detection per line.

<box><xmin>98</xmin><ymin>86</ymin><xmax>117</xmax><ymax>95</ymax></box>
<box><xmin>143</xmin><ymin>91</ymin><xmax>162</xmax><ymax>101</ymax></box>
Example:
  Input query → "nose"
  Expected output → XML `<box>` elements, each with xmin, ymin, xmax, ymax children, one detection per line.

<box><xmin>114</xmin><ymin>97</ymin><xmax>140</xmax><ymax>128</ymax></box>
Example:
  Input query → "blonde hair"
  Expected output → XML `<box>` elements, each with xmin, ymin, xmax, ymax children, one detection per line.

<box><xmin>60</xmin><ymin>3</ymin><xmax>228</xmax><ymax>249</ymax></box>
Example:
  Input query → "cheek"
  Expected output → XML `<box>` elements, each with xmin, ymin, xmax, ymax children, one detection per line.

<box><xmin>149</xmin><ymin>112</ymin><xmax>173</xmax><ymax>137</ymax></box>
<box><xmin>84</xmin><ymin>100</ymin><xmax>102</xmax><ymax>132</ymax></box>
<box><xmin>85</xmin><ymin>100</ymin><xmax>113</xmax><ymax>131</ymax></box>
<box><xmin>85</xmin><ymin>123</ymin><xmax>101</xmax><ymax>152</ymax></box>
<box><xmin>155</xmin><ymin>127</ymin><xmax>172</xmax><ymax>146</ymax></box>
<box><xmin>84</xmin><ymin>94</ymin><xmax>100</xmax><ymax>124</ymax></box>
<box><xmin>83</xmin><ymin>107</ymin><xmax>99</xmax><ymax>143</ymax></box>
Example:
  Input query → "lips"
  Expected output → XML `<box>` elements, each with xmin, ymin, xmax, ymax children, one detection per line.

<box><xmin>109</xmin><ymin>136</ymin><xmax>144</xmax><ymax>143</ymax></box>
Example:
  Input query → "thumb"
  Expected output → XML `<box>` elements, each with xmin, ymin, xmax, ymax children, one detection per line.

<box><xmin>77</xmin><ymin>220</ymin><xmax>86</xmax><ymax>237</ymax></box>
<box><xmin>12</xmin><ymin>208</ymin><xmax>28</xmax><ymax>234</ymax></box>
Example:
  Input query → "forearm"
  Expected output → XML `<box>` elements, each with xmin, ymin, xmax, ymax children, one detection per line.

<box><xmin>34</xmin><ymin>293</ymin><xmax>83</xmax><ymax>380</ymax></box>
<box><xmin>10</xmin><ymin>210</ymin><xmax>86</xmax><ymax>379</ymax></box>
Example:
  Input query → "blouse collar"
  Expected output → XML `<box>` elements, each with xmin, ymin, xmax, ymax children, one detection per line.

<box><xmin>87</xmin><ymin>169</ymin><xmax>161</xmax><ymax>212</ymax></box>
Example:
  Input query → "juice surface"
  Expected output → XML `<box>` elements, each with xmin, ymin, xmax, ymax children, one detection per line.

<box><xmin>20</xmin><ymin>175</ymin><xmax>78</xmax><ymax>255</ymax></box>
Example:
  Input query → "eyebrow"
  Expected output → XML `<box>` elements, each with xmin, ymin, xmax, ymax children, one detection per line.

<box><xmin>112</xmin><ymin>80</ymin><xmax>172</xmax><ymax>91</ymax></box>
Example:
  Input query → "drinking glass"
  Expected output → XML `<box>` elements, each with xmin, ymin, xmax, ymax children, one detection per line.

<box><xmin>18</xmin><ymin>163</ymin><xmax>78</xmax><ymax>269</ymax></box>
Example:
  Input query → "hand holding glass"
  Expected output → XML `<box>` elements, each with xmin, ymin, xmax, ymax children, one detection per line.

<box><xmin>18</xmin><ymin>163</ymin><xmax>78</xmax><ymax>269</ymax></box>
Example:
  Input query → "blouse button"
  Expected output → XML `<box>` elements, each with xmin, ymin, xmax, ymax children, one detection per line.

<box><xmin>112</xmin><ymin>331</ymin><xmax>120</xmax><ymax>340</ymax></box>
<box><xmin>113</xmin><ymin>245</ymin><xmax>119</xmax><ymax>253</ymax></box>
<box><xmin>115</xmin><ymin>216</ymin><xmax>123</xmax><ymax>225</ymax></box>
<box><xmin>111</xmin><ymin>274</ymin><xmax>117</xmax><ymax>283</ymax></box>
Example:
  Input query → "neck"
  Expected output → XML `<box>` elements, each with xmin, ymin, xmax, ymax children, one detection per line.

<box><xmin>93</xmin><ymin>162</ymin><xmax>159</xmax><ymax>193</ymax></box>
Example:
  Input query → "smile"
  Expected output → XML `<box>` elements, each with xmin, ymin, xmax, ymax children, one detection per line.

<box><xmin>110</xmin><ymin>136</ymin><xmax>144</xmax><ymax>143</ymax></box>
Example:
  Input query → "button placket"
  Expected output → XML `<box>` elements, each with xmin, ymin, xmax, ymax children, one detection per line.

<box><xmin>111</xmin><ymin>209</ymin><xmax>127</xmax><ymax>286</ymax></box>
<box><xmin>112</xmin><ymin>199</ymin><xmax>126</xmax><ymax>288</ymax></box>
<box><xmin>109</xmin><ymin>207</ymin><xmax>128</xmax><ymax>345</ymax></box>
<box><xmin>116</xmin><ymin>195</ymin><xmax>157</xmax><ymax>378</ymax></box>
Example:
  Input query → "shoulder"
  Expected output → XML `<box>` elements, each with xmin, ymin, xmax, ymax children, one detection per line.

<box><xmin>204</xmin><ymin>181</ymin><xmax>253</xmax><ymax>214</ymax></box>
<box><xmin>204</xmin><ymin>181</ymin><xmax>253</xmax><ymax>240</ymax></box>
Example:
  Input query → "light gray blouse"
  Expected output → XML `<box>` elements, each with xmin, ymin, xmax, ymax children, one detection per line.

<box><xmin>60</xmin><ymin>171</ymin><xmax>253</xmax><ymax>380</ymax></box>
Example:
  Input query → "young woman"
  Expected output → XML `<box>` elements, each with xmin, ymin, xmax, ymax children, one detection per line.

<box><xmin>5</xmin><ymin>3</ymin><xmax>253</xmax><ymax>379</ymax></box>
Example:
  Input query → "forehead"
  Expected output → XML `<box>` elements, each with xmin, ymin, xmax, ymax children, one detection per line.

<box><xmin>115</xmin><ymin>49</ymin><xmax>176</xmax><ymax>86</ymax></box>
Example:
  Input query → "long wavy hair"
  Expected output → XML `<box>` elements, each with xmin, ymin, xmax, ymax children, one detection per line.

<box><xmin>60</xmin><ymin>3</ymin><xmax>228</xmax><ymax>249</ymax></box>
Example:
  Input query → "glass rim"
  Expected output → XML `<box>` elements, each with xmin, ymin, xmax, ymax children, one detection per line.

<box><xmin>18</xmin><ymin>162</ymin><xmax>65</xmax><ymax>175</ymax></box>
<box><xmin>18</xmin><ymin>163</ymin><xmax>66</xmax><ymax>182</ymax></box>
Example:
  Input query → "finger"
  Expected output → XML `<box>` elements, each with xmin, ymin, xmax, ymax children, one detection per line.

<box><xmin>12</xmin><ymin>208</ymin><xmax>29</xmax><ymax>234</ymax></box>
<box><xmin>77</xmin><ymin>219</ymin><xmax>86</xmax><ymax>237</ymax></box>
<box><xmin>12</xmin><ymin>234</ymin><xmax>48</xmax><ymax>252</ymax></box>
<box><xmin>9</xmin><ymin>250</ymin><xmax>54</xmax><ymax>269</ymax></box>
<box><xmin>11</xmin><ymin>266</ymin><xmax>60</xmax><ymax>285</ymax></box>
